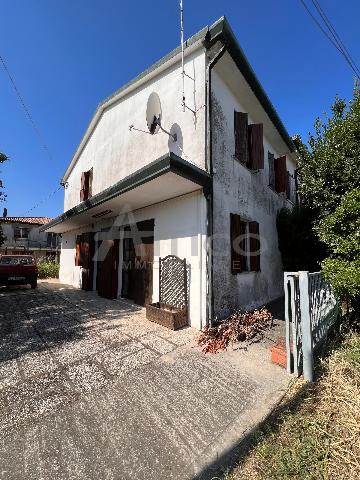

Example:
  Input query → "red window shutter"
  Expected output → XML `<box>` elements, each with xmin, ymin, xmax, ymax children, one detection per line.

<box><xmin>234</xmin><ymin>111</ymin><xmax>249</xmax><ymax>164</ymax></box>
<box><xmin>230</xmin><ymin>213</ymin><xmax>242</xmax><ymax>274</ymax></box>
<box><xmin>249</xmin><ymin>221</ymin><xmax>260</xmax><ymax>272</ymax></box>
<box><xmin>75</xmin><ymin>235</ymin><xmax>81</xmax><ymax>266</ymax></box>
<box><xmin>80</xmin><ymin>172</ymin><xmax>85</xmax><ymax>202</ymax></box>
<box><xmin>248</xmin><ymin>124</ymin><xmax>264</xmax><ymax>170</ymax></box>
<box><xmin>88</xmin><ymin>168</ymin><xmax>93</xmax><ymax>198</ymax></box>
<box><xmin>268</xmin><ymin>152</ymin><xmax>275</xmax><ymax>188</ymax></box>
<box><xmin>274</xmin><ymin>156</ymin><xmax>287</xmax><ymax>193</ymax></box>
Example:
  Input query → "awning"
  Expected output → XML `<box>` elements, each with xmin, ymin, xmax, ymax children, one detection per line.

<box><xmin>41</xmin><ymin>153</ymin><xmax>212</xmax><ymax>234</ymax></box>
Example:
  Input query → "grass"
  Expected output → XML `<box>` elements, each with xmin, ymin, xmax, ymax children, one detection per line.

<box><xmin>225</xmin><ymin>322</ymin><xmax>360</xmax><ymax>480</ymax></box>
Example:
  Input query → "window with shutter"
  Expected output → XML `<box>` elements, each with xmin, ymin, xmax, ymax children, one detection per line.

<box><xmin>248</xmin><ymin>124</ymin><xmax>264</xmax><ymax>170</ymax></box>
<box><xmin>274</xmin><ymin>155</ymin><xmax>287</xmax><ymax>193</ymax></box>
<box><xmin>80</xmin><ymin>169</ymin><xmax>93</xmax><ymax>202</ymax></box>
<box><xmin>234</xmin><ymin>111</ymin><xmax>249</xmax><ymax>164</ymax></box>
<box><xmin>268</xmin><ymin>151</ymin><xmax>275</xmax><ymax>188</ymax></box>
<box><xmin>249</xmin><ymin>221</ymin><xmax>260</xmax><ymax>271</ymax></box>
<box><xmin>230</xmin><ymin>215</ymin><xmax>259</xmax><ymax>274</ymax></box>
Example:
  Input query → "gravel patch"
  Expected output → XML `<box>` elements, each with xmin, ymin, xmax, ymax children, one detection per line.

<box><xmin>66</xmin><ymin>361</ymin><xmax>109</xmax><ymax>394</ymax></box>
<box><xmin>139</xmin><ymin>333</ymin><xmax>176</xmax><ymax>354</ymax></box>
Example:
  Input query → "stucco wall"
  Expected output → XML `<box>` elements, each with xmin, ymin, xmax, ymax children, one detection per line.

<box><xmin>211</xmin><ymin>67</ymin><xmax>297</xmax><ymax>318</ymax></box>
<box><xmin>1</xmin><ymin>223</ymin><xmax>50</xmax><ymax>247</ymax></box>
<box><xmin>59</xmin><ymin>191</ymin><xmax>207</xmax><ymax>330</ymax></box>
<box><xmin>64</xmin><ymin>48</ymin><xmax>207</xmax><ymax>211</ymax></box>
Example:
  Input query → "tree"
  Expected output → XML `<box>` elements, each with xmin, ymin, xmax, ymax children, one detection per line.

<box><xmin>295</xmin><ymin>87</ymin><xmax>360</xmax><ymax>312</ymax></box>
<box><xmin>295</xmin><ymin>87</ymin><xmax>360</xmax><ymax>217</ymax></box>
<box><xmin>0</xmin><ymin>151</ymin><xmax>8</xmax><ymax>203</ymax></box>
<box><xmin>0</xmin><ymin>223</ymin><xmax>5</xmax><ymax>248</ymax></box>
<box><xmin>318</xmin><ymin>188</ymin><xmax>360</xmax><ymax>311</ymax></box>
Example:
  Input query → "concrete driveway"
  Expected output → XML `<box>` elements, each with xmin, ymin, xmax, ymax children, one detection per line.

<box><xmin>0</xmin><ymin>281</ymin><xmax>290</xmax><ymax>480</ymax></box>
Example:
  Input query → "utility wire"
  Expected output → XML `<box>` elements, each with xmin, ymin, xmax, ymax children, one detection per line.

<box><xmin>23</xmin><ymin>185</ymin><xmax>62</xmax><ymax>216</ymax></box>
<box><xmin>0</xmin><ymin>53</ymin><xmax>63</xmax><ymax>216</ymax></box>
<box><xmin>310</xmin><ymin>0</ymin><xmax>360</xmax><ymax>78</ymax></box>
<box><xmin>299</xmin><ymin>0</ymin><xmax>360</xmax><ymax>79</ymax></box>
<box><xmin>0</xmin><ymin>54</ymin><xmax>54</xmax><ymax>160</ymax></box>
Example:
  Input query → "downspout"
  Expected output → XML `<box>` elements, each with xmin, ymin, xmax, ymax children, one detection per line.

<box><xmin>204</xmin><ymin>37</ymin><xmax>226</xmax><ymax>327</ymax></box>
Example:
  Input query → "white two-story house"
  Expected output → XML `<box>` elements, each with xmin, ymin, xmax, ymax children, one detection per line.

<box><xmin>42</xmin><ymin>17</ymin><xmax>298</xmax><ymax>330</ymax></box>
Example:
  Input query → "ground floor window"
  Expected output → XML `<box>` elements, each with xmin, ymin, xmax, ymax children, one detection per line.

<box><xmin>230</xmin><ymin>214</ymin><xmax>260</xmax><ymax>274</ymax></box>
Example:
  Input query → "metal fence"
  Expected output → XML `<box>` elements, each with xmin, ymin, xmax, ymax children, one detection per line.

<box><xmin>284</xmin><ymin>271</ymin><xmax>340</xmax><ymax>381</ymax></box>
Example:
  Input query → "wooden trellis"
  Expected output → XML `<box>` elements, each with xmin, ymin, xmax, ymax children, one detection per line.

<box><xmin>159</xmin><ymin>255</ymin><xmax>187</xmax><ymax>312</ymax></box>
<box><xmin>146</xmin><ymin>255</ymin><xmax>188</xmax><ymax>330</ymax></box>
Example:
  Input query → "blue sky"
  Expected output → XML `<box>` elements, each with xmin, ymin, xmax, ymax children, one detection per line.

<box><xmin>0</xmin><ymin>0</ymin><xmax>359</xmax><ymax>218</ymax></box>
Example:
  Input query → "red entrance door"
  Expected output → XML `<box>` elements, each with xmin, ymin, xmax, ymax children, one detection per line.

<box><xmin>97</xmin><ymin>239</ymin><xmax>119</xmax><ymax>299</ymax></box>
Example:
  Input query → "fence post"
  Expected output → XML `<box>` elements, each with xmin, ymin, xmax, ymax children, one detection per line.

<box><xmin>284</xmin><ymin>273</ymin><xmax>292</xmax><ymax>373</ymax></box>
<box><xmin>299</xmin><ymin>271</ymin><xmax>314</xmax><ymax>382</ymax></box>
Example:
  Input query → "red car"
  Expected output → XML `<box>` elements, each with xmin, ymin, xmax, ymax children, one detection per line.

<box><xmin>0</xmin><ymin>255</ymin><xmax>38</xmax><ymax>289</ymax></box>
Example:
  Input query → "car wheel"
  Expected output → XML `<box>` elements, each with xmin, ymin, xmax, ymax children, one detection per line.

<box><xmin>30</xmin><ymin>281</ymin><xmax>37</xmax><ymax>289</ymax></box>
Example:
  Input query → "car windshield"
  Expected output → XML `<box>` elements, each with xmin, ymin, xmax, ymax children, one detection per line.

<box><xmin>0</xmin><ymin>256</ymin><xmax>33</xmax><ymax>265</ymax></box>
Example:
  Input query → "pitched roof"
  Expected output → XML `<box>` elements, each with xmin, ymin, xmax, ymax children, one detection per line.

<box><xmin>0</xmin><ymin>217</ymin><xmax>52</xmax><ymax>225</ymax></box>
<box><xmin>61</xmin><ymin>16</ymin><xmax>295</xmax><ymax>184</ymax></box>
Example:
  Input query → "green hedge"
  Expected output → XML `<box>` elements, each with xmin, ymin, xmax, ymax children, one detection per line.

<box><xmin>37</xmin><ymin>260</ymin><xmax>60</xmax><ymax>279</ymax></box>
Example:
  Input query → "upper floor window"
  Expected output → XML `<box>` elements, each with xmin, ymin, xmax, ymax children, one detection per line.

<box><xmin>234</xmin><ymin>111</ymin><xmax>264</xmax><ymax>170</ymax></box>
<box><xmin>14</xmin><ymin>226</ymin><xmax>30</xmax><ymax>239</ymax></box>
<box><xmin>230</xmin><ymin>213</ymin><xmax>260</xmax><ymax>274</ymax></box>
<box><xmin>80</xmin><ymin>168</ymin><xmax>93</xmax><ymax>202</ymax></box>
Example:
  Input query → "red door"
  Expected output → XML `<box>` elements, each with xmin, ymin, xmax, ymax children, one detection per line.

<box><xmin>97</xmin><ymin>239</ymin><xmax>119</xmax><ymax>299</ymax></box>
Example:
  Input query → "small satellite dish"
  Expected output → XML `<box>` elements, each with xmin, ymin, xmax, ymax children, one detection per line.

<box><xmin>146</xmin><ymin>92</ymin><xmax>162</xmax><ymax>135</ymax></box>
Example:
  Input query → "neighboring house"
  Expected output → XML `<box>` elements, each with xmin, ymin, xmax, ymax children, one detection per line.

<box><xmin>42</xmin><ymin>17</ymin><xmax>298</xmax><ymax>330</ymax></box>
<box><xmin>1</xmin><ymin>217</ymin><xmax>61</xmax><ymax>261</ymax></box>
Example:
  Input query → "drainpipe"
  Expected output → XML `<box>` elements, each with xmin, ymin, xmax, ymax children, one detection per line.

<box><xmin>204</xmin><ymin>37</ymin><xmax>226</xmax><ymax>327</ymax></box>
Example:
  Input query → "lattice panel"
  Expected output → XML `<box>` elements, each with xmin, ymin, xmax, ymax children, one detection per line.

<box><xmin>309</xmin><ymin>273</ymin><xmax>339</xmax><ymax>348</ymax></box>
<box><xmin>159</xmin><ymin>255</ymin><xmax>187</xmax><ymax>311</ymax></box>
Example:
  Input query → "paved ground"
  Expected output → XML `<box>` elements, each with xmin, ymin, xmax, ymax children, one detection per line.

<box><xmin>0</xmin><ymin>281</ymin><xmax>290</xmax><ymax>480</ymax></box>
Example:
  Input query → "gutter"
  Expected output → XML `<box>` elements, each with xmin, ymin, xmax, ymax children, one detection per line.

<box><xmin>204</xmin><ymin>37</ymin><xmax>227</xmax><ymax>327</ymax></box>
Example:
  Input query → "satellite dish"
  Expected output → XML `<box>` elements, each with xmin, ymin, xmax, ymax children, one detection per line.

<box><xmin>146</xmin><ymin>92</ymin><xmax>162</xmax><ymax>135</ymax></box>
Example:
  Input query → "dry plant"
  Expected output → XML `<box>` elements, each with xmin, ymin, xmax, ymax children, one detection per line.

<box><xmin>226</xmin><ymin>330</ymin><xmax>360</xmax><ymax>480</ymax></box>
<box><xmin>197</xmin><ymin>308</ymin><xmax>273</xmax><ymax>354</ymax></box>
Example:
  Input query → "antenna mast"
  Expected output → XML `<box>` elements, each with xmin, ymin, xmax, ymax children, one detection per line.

<box><xmin>180</xmin><ymin>0</ymin><xmax>185</xmax><ymax>112</ymax></box>
<box><xmin>179</xmin><ymin>0</ymin><xmax>196</xmax><ymax>116</ymax></box>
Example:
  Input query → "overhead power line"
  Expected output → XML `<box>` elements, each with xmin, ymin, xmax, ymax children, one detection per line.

<box><xmin>0</xmin><ymin>52</ymin><xmax>63</xmax><ymax>215</ymax></box>
<box><xmin>0</xmin><ymin>54</ymin><xmax>54</xmax><ymax>160</ymax></box>
<box><xmin>299</xmin><ymin>0</ymin><xmax>360</xmax><ymax>79</ymax></box>
<box><xmin>310</xmin><ymin>0</ymin><xmax>360</xmax><ymax>78</ymax></box>
<box><xmin>23</xmin><ymin>185</ymin><xmax>62</xmax><ymax>216</ymax></box>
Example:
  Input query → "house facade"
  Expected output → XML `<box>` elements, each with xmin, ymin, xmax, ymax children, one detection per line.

<box><xmin>1</xmin><ymin>217</ymin><xmax>61</xmax><ymax>261</ymax></box>
<box><xmin>42</xmin><ymin>17</ymin><xmax>297</xmax><ymax>330</ymax></box>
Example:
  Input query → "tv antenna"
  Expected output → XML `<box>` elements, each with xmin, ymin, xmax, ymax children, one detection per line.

<box><xmin>180</xmin><ymin>0</ymin><xmax>196</xmax><ymax>116</ymax></box>
<box><xmin>129</xmin><ymin>92</ymin><xmax>177</xmax><ymax>141</ymax></box>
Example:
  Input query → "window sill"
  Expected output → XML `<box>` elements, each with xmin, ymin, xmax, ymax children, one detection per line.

<box><xmin>231</xmin><ymin>270</ymin><xmax>261</xmax><ymax>275</ymax></box>
<box><xmin>232</xmin><ymin>155</ymin><xmax>261</xmax><ymax>174</ymax></box>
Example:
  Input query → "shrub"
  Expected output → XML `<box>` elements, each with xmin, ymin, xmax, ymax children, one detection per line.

<box><xmin>318</xmin><ymin>188</ymin><xmax>360</xmax><ymax>312</ymax></box>
<box><xmin>37</xmin><ymin>259</ymin><xmax>60</xmax><ymax>279</ymax></box>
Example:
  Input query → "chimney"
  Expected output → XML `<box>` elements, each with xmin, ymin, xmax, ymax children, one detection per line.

<box><xmin>3</xmin><ymin>208</ymin><xmax>7</xmax><ymax>218</ymax></box>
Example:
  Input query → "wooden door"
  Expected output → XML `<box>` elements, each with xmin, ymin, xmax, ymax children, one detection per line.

<box><xmin>97</xmin><ymin>239</ymin><xmax>119</xmax><ymax>299</ymax></box>
<box><xmin>121</xmin><ymin>220</ymin><xmax>154</xmax><ymax>307</ymax></box>
<box><xmin>80</xmin><ymin>232</ymin><xmax>95</xmax><ymax>291</ymax></box>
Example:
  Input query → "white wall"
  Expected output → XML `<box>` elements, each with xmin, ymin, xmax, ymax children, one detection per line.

<box><xmin>59</xmin><ymin>191</ymin><xmax>207</xmax><ymax>330</ymax></box>
<box><xmin>64</xmin><ymin>49</ymin><xmax>207</xmax><ymax>211</ymax></box>
<box><xmin>1</xmin><ymin>223</ymin><xmax>51</xmax><ymax>247</ymax></box>
<box><xmin>211</xmin><ymin>65</ymin><xmax>297</xmax><ymax>318</ymax></box>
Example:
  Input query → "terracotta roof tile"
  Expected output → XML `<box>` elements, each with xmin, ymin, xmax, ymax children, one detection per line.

<box><xmin>0</xmin><ymin>217</ymin><xmax>52</xmax><ymax>225</ymax></box>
